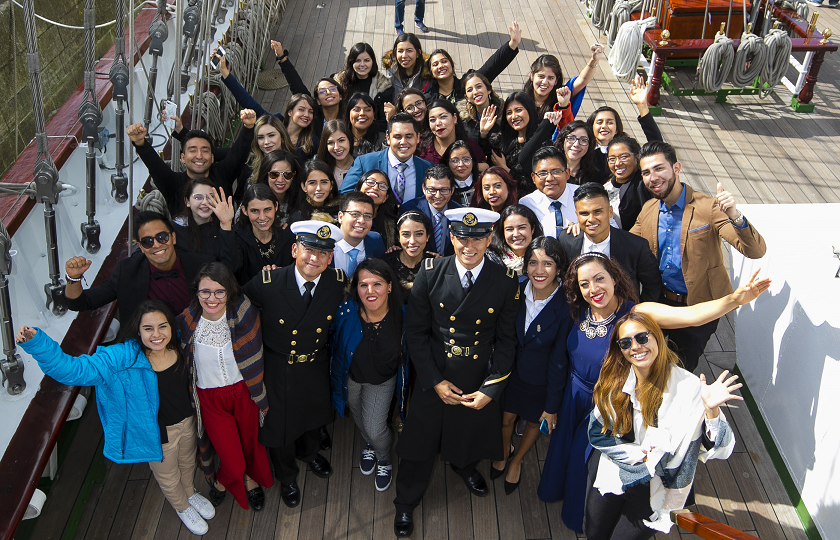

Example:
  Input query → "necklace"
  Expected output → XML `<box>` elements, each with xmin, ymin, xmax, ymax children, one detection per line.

<box><xmin>258</xmin><ymin>235</ymin><xmax>276</xmax><ymax>259</ymax></box>
<box><xmin>579</xmin><ymin>307</ymin><xmax>618</xmax><ymax>339</ymax></box>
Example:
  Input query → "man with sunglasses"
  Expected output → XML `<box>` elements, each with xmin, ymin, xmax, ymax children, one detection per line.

<box><xmin>332</xmin><ymin>192</ymin><xmax>385</xmax><ymax>276</ymax></box>
<box><xmin>519</xmin><ymin>146</ymin><xmax>580</xmax><ymax>238</ymax></box>
<box><xmin>399</xmin><ymin>164</ymin><xmax>462</xmax><ymax>256</ymax></box>
<box><xmin>339</xmin><ymin>113</ymin><xmax>433</xmax><ymax>203</ymax></box>
<box><xmin>126</xmin><ymin>109</ymin><xmax>257</xmax><ymax>217</ymax></box>
<box><xmin>65</xmin><ymin>212</ymin><xmax>214</xmax><ymax>322</ymax></box>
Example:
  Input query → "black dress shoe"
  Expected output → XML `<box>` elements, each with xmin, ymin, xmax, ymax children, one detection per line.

<box><xmin>504</xmin><ymin>477</ymin><xmax>521</xmax><ymax>495</ymax></box>
<box><xmin>393</xmin><ymin>511</ymin><xmax>414</xmax><ymax>538</ymax></box>
<box><xmin>319</xmin><ymin>425</ymin><xmax>332</xmax><ymax>450</ymax></box>
<box><xmin>308</xmin><ymin>454</ymin><xmax>333</xmax><ymax>478</ymax></box>
<box><xmin>490</xmin><ymin>444</ymin><xmax>515</xmax><ymax>480</ymax></box>
<box><xmin>246</xmin><ymin>486</ymin><xmax>265</xmax><ymax>511</ymax></box>
<box><xmin>208</xmin><ymin>486</ymin><xmax>226</xmax><ymax>507</ymax></box>
<box><xmin>280</xmin><ymin>482</ymin><xmax>301</xmax><ymax>508</ymax></box>
<box><xmin>453</xmin><ymin>466</ymin><xmax>489</xmax><ymax>497</ymax></box>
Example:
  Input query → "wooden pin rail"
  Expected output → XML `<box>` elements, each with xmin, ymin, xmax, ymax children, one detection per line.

<box><xmin>671</xmin><ymin>510</ymin><xmax>762</xmax><ymax>540</ymax></box>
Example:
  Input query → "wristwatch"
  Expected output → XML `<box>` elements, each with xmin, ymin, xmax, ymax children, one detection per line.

<box><xmin>729</xmin><ymin>211</ymin><xmax>745</xmax><ymax>226</ymax></box>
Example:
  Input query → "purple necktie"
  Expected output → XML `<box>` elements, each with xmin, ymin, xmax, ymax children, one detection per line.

<box><xmin>394</xmin><ymin>162</ymin><xmax>408</xmax><ymax>203</ymax></box>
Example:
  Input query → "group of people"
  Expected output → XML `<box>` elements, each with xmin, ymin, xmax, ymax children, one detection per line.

<box><xmin>17</xmin><ymin>23</ymin><xmax>773</xmax><ymax>540</ymax></box>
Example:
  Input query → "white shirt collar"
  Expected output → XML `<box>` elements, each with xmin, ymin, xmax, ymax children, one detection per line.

<box><xmin>454</xmin><ymin>256</ymin><xmax>485</xmax><ymax>283</ymax></box>
<box><xmin>582</xmin><ymin>232</ymin><xmax>611</xmax><ymax>256</ymax></box>
<box><xmin>428</xmin><ymin>204</ymin><xmax>441</xmax><ymax>218</ymax></box>
<box><xmin>455</xmin><ymin>175</ymin><xmax>472</xmax><ymax>189</ymax></box>
<box><xmin>536</xmin><ymin>185</ymin><xmax>575</xmax><ymax>211</ymax></box>
<box><xmin>294</xmin><ymin>265</ymin><xmax>322</xmax><ymax>294</ymax></box>
<box><xmin>336</xmin><ymin>237</ymin><xmax>365</xmax><ymax>254</ymax></box>
<box><xmin>388</xmin><ymin>148</ymin><xmax>411</xmax><ymax>167</ymax></box>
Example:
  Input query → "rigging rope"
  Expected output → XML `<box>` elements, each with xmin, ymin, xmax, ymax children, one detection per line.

<box><xmin>780</xmin><ymin>0</ymin><xmax>809</xmax><ymax>19</ymax></box>
<box><xmin>730</xmin><ymin>32</ymin><xmax>768</xmax><ymax>87</ymax></box>
<box><xmin>609</xmin><ymin>16</ymin><xmax>656</xmax><ymax>81</ymax></box>
<box><xmin>761</xmin><ymin>28</ymin><xmax>793</xmax><ymax>92</ymax></box>
<box><xmin>606</xmin><ymin>0</ymin><xmax>643</xmax><ymax>46</ymax></box>
<box><xmin>697</xmin><ymin>32</ymin><xmax>735</xmax><ymax>92</ymax></box>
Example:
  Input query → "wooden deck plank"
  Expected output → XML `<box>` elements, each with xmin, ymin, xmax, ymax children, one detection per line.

<box><xmin>324</xmin><ymin>416</ymin><xmax>354</xmax><ymax>539</ymax></box>
<box><xmin>422</xmin><ymin>460</ymin><xmax>448</xmax><ymax>540</ymax></box>
<box><xmin>728</xmin><ymin>452</ymin><xmax>788</xmax><ymax>540</ymax></box>
<box><xmin>348</xmin><ymin>467</ymin><xmax>374</xmax><ymax>539</ymax></box>
<box><xmin>248</xmin><ymin>483</ymin><xmax>280</xmax><ymax>540</ymax></box>
<box><xmin>107</xmin><ymin>479</ymin><xmax>149</xmax><ymax>540</ymax></box>
<box><xmin>84</xmin><ymin>462</ymin><xmax>132</xmax><ymax>540</ymax></box>
<box><xmin>444</xmin><ymin>465</ymin><xmax>474</xmax><ymax>539</ymax></box>
<box><xmin>519</xmin><ymin>447</ymin><xmax>552</xmax><ymax>540</ymax></box>
<box><xmin>274</xmin><ymin>464</ymin><xmax>307</xmax><ymax>540</ymax></box>
<box><xmin>129</xmin><ymin>476</ymin><xmax>165</xmax><ymax>540</ymax></box>
<box><xmin>471</xmin><ymin>461</ymin><xmax>500</xmax><ymax>540</ymax></box>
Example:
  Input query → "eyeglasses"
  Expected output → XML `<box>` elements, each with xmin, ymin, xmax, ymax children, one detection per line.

<box><xmin>449</xmin><ymin>157</ymin><xmax>473</xmax><ymax>165</ymax></box>
<box><xmin>197</xmin><ymin>289</ymin><xmax>227</xmax><ymax>300</ymax></box>
<box><xmin>424</xmin><ymin>186</ymin><xmax>452</xmax><ymax>196</ymax></box>
<box><xmin>138</xmin><ymin>231</ymin><xmax>171</xmax><ymax>249</ymax></box>
<box><xmin>364</xmin><ymin>178</ymin><xmax>389</xmax><ymax>190</ymax></box>
<box><xmin>317</xmin><ymin>85</ymin><xmax>338</xmax><ymax>96</ymax></box>
<box><xmin>344</xmin><ymin>210</ymin><xmax>374</xmax><ymax>221</ymax></box>
<box><xmin>616</xmin><ymin>331</ymin><xmax>652</xmax><ymax>351</ymax></box>
<box><xmin>534</xmin><ymin>168</ymin><xmax>567</xmax><ymax>179</ymax></box>
<box><xmin>565</xmin><ymin>135</ymin><xmax>590</xmax><ymax>146</ymax></box>
<box><xmin>268</xmin><ymin>170</ymin><xmax>295</xmax><ymax>180</ymax></box>
<box><xmin>404</xmin><ymin>100</ymin><xmax>426</xmax><ymax>113</ymax></box>
<box><xmin>607</xmin><ymin>153</ymin><xmax>634</xmax><ymax>165</ymax></box>
<box><xmin>190</xmin><ymin>193</ymin><xmax>210</xmax><ymax>202</ymax></box>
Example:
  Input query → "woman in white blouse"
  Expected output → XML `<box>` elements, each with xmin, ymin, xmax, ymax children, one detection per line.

<box><xmin>177</xmin><ymin>262</ymin><xmax>273</xmax><ymax>512</ymax></box>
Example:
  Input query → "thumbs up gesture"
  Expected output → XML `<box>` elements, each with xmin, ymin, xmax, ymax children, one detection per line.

<box><xmin>715</xmin><ymin>182</ymin><xmax>739</xmax><ymax>220</ymax></box>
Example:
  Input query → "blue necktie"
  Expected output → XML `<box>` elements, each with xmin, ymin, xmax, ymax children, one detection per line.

<box><xmin>550</xmin><ymin>201</ymin><xmax>563</xmax><ymax>237</ymax></box>
<box><xmin>347</xmin><ymin>248</ymin><xmax>360</xmax><ymax>276</ymax></box>
<box><xmin>433</xmin><ymin>213</ymin><xmax>444</xmax><ymax>254</ymax></box>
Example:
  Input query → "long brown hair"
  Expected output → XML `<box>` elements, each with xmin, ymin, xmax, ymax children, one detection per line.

<box><xmin>593</xmin><ymin>311</ymin><xmax>678</xmax><ymax>436</ymax></box>
<box><xmin>563</xmin><ymin>252</ymin><xmax>639</xmax><ymax>321</ymax></box>
<box><xmin>248</xmin><ymin>115</ymin><xmax>295</xmax><ymax>185</ymax></box>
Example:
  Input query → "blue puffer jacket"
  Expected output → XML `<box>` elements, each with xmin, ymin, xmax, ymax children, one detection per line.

<box><xmin>329</xmin><ymin>300</ymin><xmax>409</xmax><ymax>420</ymax></box>
<box><xmin>20</xmin><ymin>329</ymin><xmax>163</xmax><ymax>464</ymax></box>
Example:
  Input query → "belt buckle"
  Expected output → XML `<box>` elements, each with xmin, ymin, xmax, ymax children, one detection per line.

<box><xmin>297</xmin><ymin>354</ymin><xmax>308</xmax><ymax>363</ymax></box>
<box><xmin>451</xmin><ymin>345</ymin><xmax>462</xmax><ymax>356</ymax></box>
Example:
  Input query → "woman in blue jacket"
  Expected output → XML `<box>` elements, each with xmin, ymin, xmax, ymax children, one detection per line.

<box><xmin>490</xmin><ymin>236</ymin><xmax>572</xmax><ymax>494</ymax></box>
<box><xmin>329</xmin><ymin>258</ymin><xmax>408</xmax><ymax>493</ymax></box>
<box><xmin>16</xmin><ymin>300</ymin><xmax>215</xmax><ymax>536</ymax></box>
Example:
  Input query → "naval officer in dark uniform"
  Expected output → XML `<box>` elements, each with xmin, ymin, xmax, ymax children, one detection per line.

<box><xmin>242</xmin><ymin>220</ymin><xmax>347</xmax><ymax>509</ymax></box>
<box><xmin>393</xmin><ymin>208</ymin><xmax>521</xmax><ymax>538</ymax></box>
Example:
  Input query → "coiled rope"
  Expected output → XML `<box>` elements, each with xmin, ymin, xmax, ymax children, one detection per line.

<box><xmin>780</xmin><ymin>0</ymin><xmax>809</xmax><ymax>19</ymax></box>
<box><xmin>609</xmin><ymin>16</ymin><xmax>656</xmax><ymax>81</ymax></box>
<box><xmin>591</xmin><ymin>0</ymin><xmax>616</xmax><ymax>31</ymax></box>
<box><xmin>761</xmin><ymin>28</ymin><xmax>793</xmax><ymax>94</ymax></box>
<box><xmin>730</xmin><ymin>32</ymin><xmax>768</xmax><ymax>87</ymax></box>
<box><xmin>697</xmin><ymin>32</ymin><xmax>735</xmax><ymax>92</ymax></box>
<box><xmin>136</xmin><ymin>189</ymin><xmax>170</xmax><ymax>218</ymax></box>
<box><xmin>606</xmin><ymin>0</ymin><xmax>643</xmax><ymax>46</ymax></box>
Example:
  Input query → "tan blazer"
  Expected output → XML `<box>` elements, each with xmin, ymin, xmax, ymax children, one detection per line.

<box><xmin>630</xmin><ymin>184</ymin><xmax>766</xmax><ymax>305</ymax></box>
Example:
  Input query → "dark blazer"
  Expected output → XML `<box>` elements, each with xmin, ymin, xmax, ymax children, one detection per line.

<box><xmin>397</xmin><ymin>256</ymin><xmax>520</xmax><ymax>467</ymax></box>
<box><xmin>398</xmin><ymin>197</ymin><xmax>462</xmax><ymax>256</ymax></box>
<box><xmin>339</xmin><ymin>149</ymin><xmax>433</xmax><ymax>202</ymax></box>
<box><xmin>243</xmin><ymin>265</ymin><xmax>347</xmax><ymax>447</ymax></box>
<box><xmin>556</xmin><ymin>226</ymin><xmax>662</xmax><ymax>302</ymax></box>
<box><xmin>220</xmin><ymin>226</ymin><xmax>296</xmax><ymax>285</ymax></box>
<box><xmin>66</xmin><ymin>249</ymin><xmax>214</xmax><ymax>322</ymax></box>
<box><xmin>514</xmin><ymin>281</ymin><xmax>572</xmax><ymax>414</ymax></box>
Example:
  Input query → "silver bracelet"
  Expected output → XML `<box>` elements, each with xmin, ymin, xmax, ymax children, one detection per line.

<box><xmin>65</xmin><ymin>274</ymin><xmax>83</xmax><ymax>283</ymax></box>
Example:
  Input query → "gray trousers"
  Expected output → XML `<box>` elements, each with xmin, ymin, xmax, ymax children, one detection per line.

<box><xmin>346</xmin><ymin>375</ymin><xmax>397</xmax><ymax>462</ymax></box>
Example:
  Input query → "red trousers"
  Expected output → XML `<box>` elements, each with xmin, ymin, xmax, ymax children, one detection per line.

<box><xmin>197</xmin><ymin>381</ymin><xmax>273</xmax><ymax>509</ymax></box>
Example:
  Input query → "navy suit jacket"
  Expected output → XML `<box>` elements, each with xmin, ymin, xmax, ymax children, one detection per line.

<box><xmin>399</xmin><ymin>197</ymin><xmax>462</xmax><ymax>256</ymax></box>
<box><xmin>329</xmin><ymin>231</ymin><xmax>386</xmax><ymax>271</ymax></box>
<box><xmin>340</xmin><ymin>149</ymin><xmax>432</xmax><ymax>202</ymax></box>
<box><xmin>514</xmin><ymin>281</ymin><xmax>572</xmax><ymax>414</ymax></box>
<box><xmin>556</xmin><ymin>226</ymin><xmax>662</xmax><ymax>302</ymax></box>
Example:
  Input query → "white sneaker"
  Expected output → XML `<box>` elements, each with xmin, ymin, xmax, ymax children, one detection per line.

<box><xmin>177</xmin><ymin>506</ymin><xmax>209</xmax><ymax>535</ymax></box>
<box><xmin>188</xmin><ymin>491</ymin><xmax>216</xmax><ymax>520</ymax></box>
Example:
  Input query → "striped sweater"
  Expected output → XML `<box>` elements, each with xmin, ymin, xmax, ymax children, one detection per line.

<box><xmin>177</xmin><ymin>295</ymin><xmax>267</xmax><ymax>484</ymax></box>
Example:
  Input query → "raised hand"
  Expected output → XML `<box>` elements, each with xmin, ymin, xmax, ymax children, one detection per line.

<box><xmin>65</xmin><ymin>256</ymin><xmax>92</xmax><ymax>279</ymax></box>
<box><xmin>15</xmin><ymin>326</ymin><xmax>37</xmax><ymax>344</ymax></box>
<box><xmin>508</xmin><ymin>21</ymin><xmax>522</xmax><ymax>49</ymax></box>
<box><xmin>731</xmin><ymin>268</ymin><xmax>771</xmax><ymax>305</ymax></box>
<box><xmin>590</xmin><ymin>43</ymin><xmax>605</xmax><ymax>62</ymax></box>
<box><xmin>126</xmin><ymin>123</ymin><xmax>148</xmax><ymax>146</ymax></box>
<box><xmin>629</xmin><ymin>75</ymin><xmax>649</xmax><ymax>106</ymax></box>
<box><xmin>207</xmin><ymin>187</ymin><xmax>235</xmax><ymax>229</ymax></box>
<box><xmin>270</xmin><ymin>40</ymin><xmax>285</xmax><ymax>60</ymax></box>
<box><xmin>383</xmin><ymin>102</ymin><xmax>396</xmax><ymax>121</ymax></box>
<box><xmin>715</xmin><ymin>182</ymin><xmax>739</xmax><ymax>220</ymax></box>
<box><xmin>699</xmin><ymin>370</ymin><xmax>743</xmax><ymax>418</ymax></box>
<box><xmin>544</xmin><ymin>111</ymin><xmax>563</xmax><ymax>125</ymax></box>
<box><xmin>556</xmin><ymin>86</ymin><xmax>571</xmax><ymax>108</ymax></box>
<box><xmin>479</xmin><ymin>104</ymin><xmax>497</xmax><ymax>136</ymax></box>
<box><xmin>240</xmin><ymin>108</ymin><xmax>257</xmax><ymax>129</ymax></box>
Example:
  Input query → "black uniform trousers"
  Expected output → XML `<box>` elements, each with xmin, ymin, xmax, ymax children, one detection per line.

<box><xmin>394</xmin><ymin>458</ymin><xmax>478</xmax><ymax>514</ymax></box>
<box><xmin>658</xmin><ymin>293</ymin><xmax>719</xmax><ymax>373</ymax></box>
<box><xmin>583</xmin><ymin>451</ymin><xmax>655</xmax><ymax>540</ymax></box>
<box><xmin>268</xmin><ymin>428</ymin><xmax>320</xmax><ymax>485</ymax></box>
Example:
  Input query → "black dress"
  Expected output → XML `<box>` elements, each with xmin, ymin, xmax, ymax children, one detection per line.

<box><xmin>382</xmin><ymin>251</ymin><xmax>433</xmax><ymax>303</ymax></box>
<box><xmin>220</xmin><ymin>226</ymin><xmax>295</xmax><ymax>284</ymax></box>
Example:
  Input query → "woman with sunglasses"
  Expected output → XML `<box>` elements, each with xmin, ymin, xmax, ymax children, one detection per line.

<box><xmin>211</xmin><ymin>185</ymin><xmax>295</xmax><ymax>284</ymax></box>
<box><xmin>491</xmin><ymin>237</ymin><xmax>570</xmax><ymax>495</ymax></box>
<box><xmin>418</xmin><ymin>100</ymin><xmax>486</xmax><ymax>167</ymax></box>
<box><xmin>537</xmin><ymin>252</ymin><xmax>769</xmax><ymax>533</ymax></box>
<box><xmin>317</xmin><ymin>120</ymin><xmax>356</xmax><ymax>186</ymax></box>
<box><xmin>356</xmin><ymin>169</ymin><xmax>399</xmax><ymax>247</ymax></box>
<box><xmin>382</xmin><ymin>211</ymin><xmax>435</xmax><ymax>302</ymax></box>
<box><xmin>585</xmin><ymin>310</ymin><xmax>741</xmax><ymax>539</ymax></box>
<box><xmin>289</xmin><ymin>159</ymin><xmax>341</xmax><ymax>223</ymax></box>
<box><xmin>423</xmin><ymin>21</ymin><xmax>521</xmax><ymax>103</ymax></box>
<box><xmin>173</xmin><ymin>178</ymin><xmax>222</xmax><ymax>258</ymax></box>
<box><xmin>345</xmin><ymin>93</ymin><xmax>386</xmax><ymax>156</ymax></box>
<box><xmin>255</xmin><ymin>149</ymin><xmax>301</xmax><ymax>226</ymax></box>
<box><xmin>177</xmin><ymin>262</ymin><xmax>273</xmax><ymax>513</ymax></box>
<box><xmin>16</xmin><ymin>300</ymin><xmax>216</xmax><ymax>535</ymax></box>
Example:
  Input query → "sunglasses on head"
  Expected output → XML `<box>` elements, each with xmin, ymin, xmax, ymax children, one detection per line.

<box><xmin>616</xmin><ymin>331</ymin><xmax>651</xmax><ymax>351</ymax></box>
<box><xmin>138</xmin><ymin>231</ymin><xmax>171</xmax><ymax>249</ymax></box>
